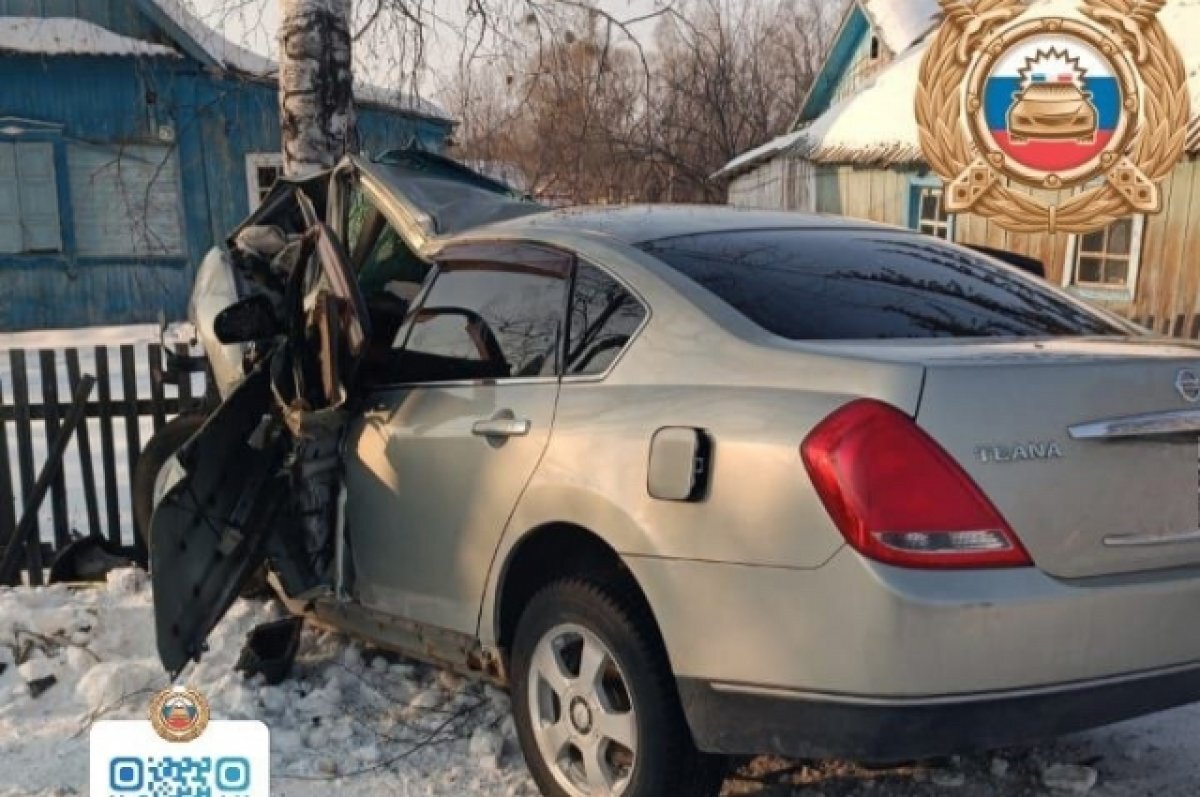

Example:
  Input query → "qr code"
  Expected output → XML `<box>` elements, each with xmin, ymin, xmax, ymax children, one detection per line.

<box><xmin>106</xmin><ymin>756</ymin><xmax>252</xmax><ymax>797</ymax></box>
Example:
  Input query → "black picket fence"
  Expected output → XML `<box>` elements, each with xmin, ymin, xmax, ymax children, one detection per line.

<box><xmin>0</xmin><ymin>339</ymin><xmax>210</xmax><ymax>585</ymax></box>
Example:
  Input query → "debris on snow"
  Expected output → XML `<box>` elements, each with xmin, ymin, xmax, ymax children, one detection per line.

<box><xmin>1042</xmin><ymin>763</ymin><xmax>1099</xmax><ymax>794</ymax></box>
<box><xmin>17</xmin><ymin>656</ymin><xmax>58</xmax><ymax>684</ymax></box>
<box><xmin>27</xmin><ymin>675</ymin><xmax>57</xmax><ymax>699</ymax></box>
<box><xmin>0</xmin><ymin>570</ymin><xmax>530</xmax><ymax>796</ymax></box>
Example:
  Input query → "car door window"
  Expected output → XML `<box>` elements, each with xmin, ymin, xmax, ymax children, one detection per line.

<box><xmin>388</xmin><ymin>262</ymin><xmax>568</xmax><ymax>385</ymax></box>
<box><xmin>341</xmin><ymin>176</ymin><xmax>430</xmax><ymax>364</ymax></box>
<box><xmin>567</xmin><ymin>262</ymin><xmax>647</xmax><ymax>375</ymax></box>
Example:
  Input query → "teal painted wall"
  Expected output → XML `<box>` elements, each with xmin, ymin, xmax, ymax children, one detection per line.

<box><xmin>0</xmin><ymin>47</ymin><xmax>451</xmax><ymax>330</ymax></box>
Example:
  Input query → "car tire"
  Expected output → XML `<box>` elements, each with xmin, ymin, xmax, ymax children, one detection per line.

<box><xmin>132</xmin><ymin>412</ymin><xmax>207</xmax><ymax>547</ymax></box>
<box><xmin>511</xmin><ymin>577</ymin><xmax>725</xmax><ymax>797</ymax></box>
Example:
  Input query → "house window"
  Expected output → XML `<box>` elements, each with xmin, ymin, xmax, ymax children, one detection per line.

<box><xmin>912</xmin><ymin>185</ymin><xmax>952</xmax><ymax>239</ymax></box>
<box><xmin>0</xmin><ymin>141</ymin><xmax>63</xmax><ymax>254</ymax></box>
<box><xmin>68</xmin><ymin>144</ymin><xmax>184</xmax><ymax>257</ymax></box>
<box><xmin>245</xmin><ymin>153</ymin><xmax>284</xmax><ymax>209</ymax></box>
<box><xmin>1065</xmin><ymin>216</ymin><xmax>1144</xmax><ymax>295</ymax></box>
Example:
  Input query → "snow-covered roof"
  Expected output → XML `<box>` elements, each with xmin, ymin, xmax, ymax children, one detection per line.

<box><xmin>721</xmin><ymin>0</ymin><xmax>1200</xmax><ymax>175</ymax></box>
<box><xmin>148</xmin><ymin>0</ymin><xmax>451</xmax><ymax>121</ymax></box>
<box><xmin>712</xmin><ymin>130</ymin><xmax>807</xmax><ymax>178</ymax></box>
<box><xmin>0</xmin><ymin>16</ymin><xmax>179</xmax><ymax>59</ymax></box>
<box><xmin>861</xmin><ymin>0</ymin><xmax>941</xmax><ymax>56</ymax></box>
<box><xmin>150</xmin><ymin>0</ymin><xmax>273</xmax><ymax>75</ymax></box>
<box><xmin>793</xmin><ymin>43</ymin><xmax>926</xmax><ymax>167</ymax></box>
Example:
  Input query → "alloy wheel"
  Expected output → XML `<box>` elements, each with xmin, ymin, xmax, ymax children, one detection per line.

<box><xmin>527</xmin><ymin>623</ymin><xmax>638</xmax><ymax>796</ymax></box>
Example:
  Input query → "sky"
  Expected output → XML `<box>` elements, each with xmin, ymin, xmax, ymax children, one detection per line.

<box><xmin>188</xmin><ymin>0</ymin><xmax>671</xmax><ymax>102</ymax></box>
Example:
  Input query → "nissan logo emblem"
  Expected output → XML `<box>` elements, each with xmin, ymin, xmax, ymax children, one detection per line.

<box><xmin>1176</xmin><ymin>369</ymin><xmax>1200</xmax><ymax>403</ymax></box>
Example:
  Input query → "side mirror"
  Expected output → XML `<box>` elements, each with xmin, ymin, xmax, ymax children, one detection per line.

<box><xmin>213</xmin><ymin>294</ymin><xmax>282</xmax><ymax>344</ymax></box>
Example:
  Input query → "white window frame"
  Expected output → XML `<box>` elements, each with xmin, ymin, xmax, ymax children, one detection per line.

<box><xmin>1061</xmin><ymin>214</ymin><xmax>1145</xmax><ymax>301</ymax></box>
<box><xmin>910</xmin><ymin>183</ymin><xmax>956</xmax><ymax>241</ymax></box>
<box><xmin>245</xmin><ymin>152</ymin><xmax>284</xmax><ymax>210</ymax></box>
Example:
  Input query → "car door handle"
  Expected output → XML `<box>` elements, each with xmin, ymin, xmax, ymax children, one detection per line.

<box><xmin>472</xmin><ymin>416</ymin><xmax>531</xmax><ymax>438</ymax></box>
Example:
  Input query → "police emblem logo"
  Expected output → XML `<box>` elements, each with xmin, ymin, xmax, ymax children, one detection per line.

<box><xmin>916</xmin><ymin>0</ymin><xmax>1190</xmax><ymax>234</ymax></box>
<box><xmin>148</xmin><ymin>686</ymin><xmax>210</xmax><ymax>743</ymax></box>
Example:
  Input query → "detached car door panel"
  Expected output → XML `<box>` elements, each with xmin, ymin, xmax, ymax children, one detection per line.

<box><xmin>344</xmin><ymin>244</ymin><xmax>570</xmax><ymax>634</ymax></box>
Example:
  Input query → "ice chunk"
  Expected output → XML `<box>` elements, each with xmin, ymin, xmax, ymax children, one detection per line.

<box><xmin>106</xmin><ymin>568</ymin><xmax>148</xmax><ymax>595</ymax></box>
<box><xmin>1042</xmin><ymin>764</ymin><xmax>1098</xmax><ymax>795</ymax></box>
<box><xmin>76</xmin><ymin>659</ymin><xmax>163</xmax><ymax>713</ymax></box>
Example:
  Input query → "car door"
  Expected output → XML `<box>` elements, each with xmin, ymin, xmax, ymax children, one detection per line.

<box><xmin>342</xmin><ymin>242</ymin><xmax>570</xmax><ymax>634</ymax></box>
<box><xmin>152</xmin><ymin>193</ymin><xmax>368</xmax><ymax>676</ymax></box>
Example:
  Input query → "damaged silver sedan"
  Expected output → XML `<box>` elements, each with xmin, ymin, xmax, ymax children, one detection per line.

<box><xmin>148</xmin><ymin>150</ymin><xmax>1200</xmax><ymax>797</ymax></box>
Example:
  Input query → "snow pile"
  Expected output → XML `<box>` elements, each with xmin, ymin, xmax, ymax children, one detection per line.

<box><xmin>0</xmin><ymin>571</ymin><xmax>536</xmax><ymax>797</ymax></box>
<box><xmin>0</xmin><ymin>17</ymin><xmax>180</xmax><ymax>59</ymax></box>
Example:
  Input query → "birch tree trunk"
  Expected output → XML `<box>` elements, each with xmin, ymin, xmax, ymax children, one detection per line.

<box><xmin>279</xmin><ymin>0</ymin><xmax>357</xmax><ymax>177</ymax></box>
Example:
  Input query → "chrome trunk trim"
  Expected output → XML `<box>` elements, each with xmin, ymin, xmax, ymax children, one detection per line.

<box><xmin>1068</xmin><ymin>409</ymin><xmax>1200</xmax><ymax>439</ymax></box>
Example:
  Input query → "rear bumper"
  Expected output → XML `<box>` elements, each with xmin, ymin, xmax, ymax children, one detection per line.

<box><xmin>626</xmin><ymin>548</ymin><xmax>1200</xmax><ymax>696</ymax></box>
<box><xmin>679</xmin><ymin>662</ymin><xmax>1200</xmax><ymax>761</ymax></box>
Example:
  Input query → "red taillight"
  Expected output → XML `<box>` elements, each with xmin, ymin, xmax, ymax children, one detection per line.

<box><xmin>801</xmin><ymin>399</ymin><xmax>1032</xmax><ymax>569</ymax></box>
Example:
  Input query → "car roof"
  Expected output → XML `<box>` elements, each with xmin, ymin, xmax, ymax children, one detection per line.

<box><xmin>475</xmin><ymin>204</ymin><xmax>909</xmax><ymax>246</ymax></box>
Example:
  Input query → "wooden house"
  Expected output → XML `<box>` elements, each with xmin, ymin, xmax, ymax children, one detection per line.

<box><xmin>0</xmin><ymin>0</ymin><xmax>454</xmax><ymax>331</ymax></box>
<box><xmin>717</xmin><ymin>0</ymin><xmax>1200</xmax><ymax>331</ymax></box>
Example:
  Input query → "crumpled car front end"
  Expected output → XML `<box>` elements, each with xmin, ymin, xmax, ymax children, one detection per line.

<box><xmin>152</xmin><ymin>184</ymin><xmax>367</xmax><ymax>677</ymax></box>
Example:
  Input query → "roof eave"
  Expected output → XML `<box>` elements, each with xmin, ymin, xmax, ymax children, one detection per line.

<box><xmin>792</xmin><ymin>3</ymin><xmax>875</xmax><ymax>130</ymax></box>
<box><xmin>132</xmin><ymin>0</ymin><xmax>218</xmax><ymax>67</ymax></box>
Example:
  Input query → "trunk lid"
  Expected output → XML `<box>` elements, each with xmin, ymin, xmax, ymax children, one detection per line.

<box><xmin>896</xmin><ymin>337</ymin><xmax>1200</xmax><ymax>578</ymax></box>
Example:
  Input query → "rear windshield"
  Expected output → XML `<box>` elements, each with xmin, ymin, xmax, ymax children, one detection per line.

<box><xmin>638</xmin><ymin>229</ymin><xmax>1126</xmax><ymax>340</ymax></box>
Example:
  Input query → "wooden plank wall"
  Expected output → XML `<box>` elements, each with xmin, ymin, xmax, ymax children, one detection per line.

<box><xmin>782</xmin><ymin>157</ymin><xmax>1200</xmax><ymax>325</ymax></box>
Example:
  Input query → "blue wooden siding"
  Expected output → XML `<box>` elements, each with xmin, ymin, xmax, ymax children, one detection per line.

<box><xmin>0</xmin><ymin>40</ymin><xmax>451</xmax><ymax>330</ymax></box>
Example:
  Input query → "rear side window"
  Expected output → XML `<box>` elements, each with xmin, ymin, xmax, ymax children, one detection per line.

<box><xmin>639</xmin><ymin>230</ymin><xmax>1125</xmax><ymax>340</ymax></box>
<box><xmin>567</xmin><ymin>262</ymin><xmax>646</xmax><ymax>375</ymax></box>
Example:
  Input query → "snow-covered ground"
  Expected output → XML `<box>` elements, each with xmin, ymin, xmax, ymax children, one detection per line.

<box><xmin>3</xmin><ymin>571</ymin><xmax>1200</xmax><ymax>797</ymax></box>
